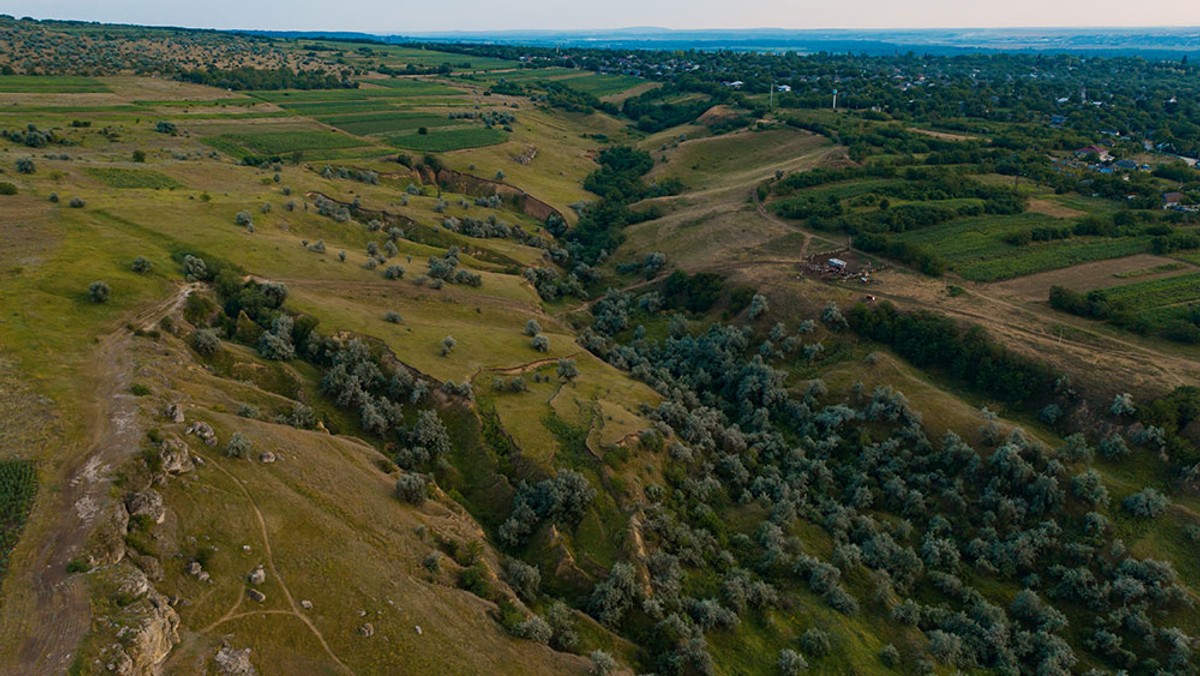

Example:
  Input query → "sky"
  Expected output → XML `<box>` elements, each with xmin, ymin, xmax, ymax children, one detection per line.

<box><xmin>6</xmin><ymin>0</ymin><xmax>1200</xmax><ymax>33</ymax></box>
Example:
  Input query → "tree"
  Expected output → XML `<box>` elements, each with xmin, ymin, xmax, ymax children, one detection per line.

<box><xmin>225</xmin><ymin>432</ymin><xmax>251</xmax><ymax>459</ymax></box>
<box><xmin>182</xmin><ymin>254</ymin><xmax>209</xmax><ymax>281</ymax></box>
<box><xmin>394</xmin><ymin>473</ymin><xmax>428</xmax><ymax>505</ymax></box>
<box><xmin>1111</xmin><ymin>392</ymin><xmax>1136</xmax><ymax>417</ymax></box>
<box><xmin>385</xmin><ymin>265</ymin><xmax>405</xmax><ymax>280</ymax></box>
<box><xmin>69</xmin><ymin>197</ymin><xmax>86</xmax><ymax>208</ymax></box>
<box><xmin>589</xmin><ymin>650</ymin><xmax>617</xmax><ymax>676</ymax></box>
<box><xmin>384</xmin><ymin>311</ymin><xmax>403</xmax><ymax>324</ymax></box>
<box><xmin>512</xmin><ymin>616</ymin><xmax>552</xmax><ymax>644</ymax></box>
<box><xmin>504</xmin><ymin>558</ymin><xmax>541</xmax><ymax>601</ymax></box>
<box><xmin>748</xmin><ymin>293</ymin><xmax>769</xmax><ymax>320</ymax></box>
<box><xmin>524</xmin><ymin>319</ymin><xmax>542</xmax><ymax>336</ymax></box>
<box><xmin>15</xmin><ymin>157</ymin><xmax>34</xmax><ymax>174</ymax></box>
<box><xmin>588</xmin><ymin>561</ymin><xmax>639</xmax><ymax>626</ymax></box>
<box><xmin>1071</xmin><ymin>469</ymin><xmax>1109</xmax><ymax>506</ymax></box>
<box><xmin>1098</xmin><ymin>433</ymin><xmax>1130</xmax><ymax>460</ymax></box>
<box><xmin>440</xmin><ymin>335</ymin><xmax>456</xmax><ymax>357</ymax></box>
<box><xmin>235</xmin><ymin>211</ymin><xmax>253</xmax><ymax>228</ymax></box>
<box><xmin>778</xmin><ymin>649</ymin><xmax>808</xmax><ymax>675</ymax></box>
<box><xmin>257</xmin><ymin>315</ymin><xmax>295</xmax><ymax>361</ymax></box>
<box><xmin>557</xmin><ymin>358</ymin><xmax>579</xmax><ymax>381</ymax></box>
<box><xmin>800</xmin><ymin>628</ymin><xmax>831</xmax><ymax>657</ymax></box>
<box><xmin>191</xmin><ymin>328</ymin><xmax>220</xmax><ymax>356</ymax></box>
<box><xmin>88</xmin><ymin>280</ymin><xmax>110</xmax><ymax>303</ymax></box>
<box><xmin>822</xmin><ymin>301</ymin><xmax>848</xmax><ymax>330</ymax></box>
<box><xmin>531</xmin><ymin>334</ymin><xmax>550</xmax><ymax>352</ymax></box>
<box><xmin>1122</xmin><ymin>487</ymin><xmax>1170</xmax><ymax>518</ymax></box>
<box><xmin>879</xmin><ymin>644</ymin><xmax>901</xmax><ymax>668</ymax></box>
<box><xmin>131</xmin><ymin>149</ymin><xmax>146</xmax><ymax>163</ymax></box>
<box><xmin>130</xmin><ymin>256</ymin><xmax>152</xmax><ymax>274</ymax></box>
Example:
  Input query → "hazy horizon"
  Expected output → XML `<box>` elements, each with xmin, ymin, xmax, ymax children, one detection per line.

<box><xmin>6</xmin><ymin>0</ymin><xmax>1200</xmax><ymax>34</ymax></box>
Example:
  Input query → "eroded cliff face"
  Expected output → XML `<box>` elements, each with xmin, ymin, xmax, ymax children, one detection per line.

<box><xmin>432</xmin><ymin>168</ymin><xmax>566</xmax><ymax>223</ymax></box>
<box><xmin>93</xmin><ymin>563</ymin><xmax>181</xmax><ymax>675</ymax></box>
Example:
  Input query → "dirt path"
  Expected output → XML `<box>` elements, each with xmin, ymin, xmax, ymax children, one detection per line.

<box><xmin>7</xmin><ymin>284</ymin><xmax>198</xmax><ymax>675</ymax></box>
<box><xmin>754</xmin><ymin>193</ymin><xmax>812</xmax><ymax>260</ymax></box>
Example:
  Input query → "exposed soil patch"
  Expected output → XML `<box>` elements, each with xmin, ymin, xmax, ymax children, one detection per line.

<box><xmin>1027</xmin><ymin>198</ymin><xmax>1087</xmax><ymax>219</ymax></box>
<box><xmin>989</xmin><ymin>254</ymin><xmax>1199</xmax><ymax>300</ymax></box>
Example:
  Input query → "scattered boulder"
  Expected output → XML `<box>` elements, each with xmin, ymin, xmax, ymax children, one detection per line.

<box><xmin>165</xmin><ymin>403</ymin><xmax>185</xmax><ymax>424</ymax></box>
<box><xmin>247</xmin><ymin>565</ymin><xmax>266</xmax><ymax>586</ymax></box>
<box><xmin>105</xmin><ymin>651</ymin><xmax>134</xmax><ymax>674</ymax></box>
<box><xmin>247</xmin><ymin>589</ymin><xmax>266</xmax><ymax>603</ymax></box>
<box><xmin>258</xmin><ymin>451</ymin><xmax>276</xmax><ymax>464</ymax></box>
<box><xmin>158</xmin><ymin>437</ymin><xmax>194</xmax><ymax>475</ymax></box>
<box><xmin>114</xmin><ymin>564</ymin><xmax>152</xmax><ymax>601</ymax></box>
<box><xmin>415</xmin><ymin>625</ymin><xmax>423</xmax><ymax>636</ymax></box>
<box><xmin>358</xmin><ymin>623</ymin><xmax>374</xmax><ymax>638</ymax></box>
<box><xmin>125</xmin><ymin>489</ymin><xmax>166</xmax><ymax>525</ymax></box>
<box><xmin>185</xmin><ymin>421</ymin><xmax>217</xmax><ymax>446</ymax></box>
<box><xmin>186</xmin><ymin>560</ymin><xmax>202</xmax><ymax>577</ymax></box>
<box><xmin>130</xmin><ymin>552</ymin><xmax>164</xmax><ymax>582</ymax></box>
<box><xmin>300</xmin><ymin>600</ymin><xmax>313</xmax><ymax>610</ymax></box>
<box><xmin>214</xmin><ymin>645</ymin><xmax>257</xmax><ymax>676</ymax></box>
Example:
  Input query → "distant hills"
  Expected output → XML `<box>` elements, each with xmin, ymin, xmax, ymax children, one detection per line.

<box><xmin>243</xmin><ymin>26</ymin><xmax>1200</xmax><ymax>58</ymax></box>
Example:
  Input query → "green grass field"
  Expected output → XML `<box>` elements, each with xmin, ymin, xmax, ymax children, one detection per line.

<box><xmin>279</xmin><ymin>100</ymin><xmax>398</xmax><ymax>115</ymax></box>
<box><xmin>360</xmin><ymin>78</ymin><xmax>465</xmax><ymax>96</ymax></box>
<box><xmin>205</xmin><ymin>130</ymin><xmax>371</xmax><ymax>156</ymax></box>
<box><xmin>385</xmin><ymin>127</ymin><xmax>508</xmax><ymax>152</ymax></box>
<box><xmin>318</xmin><ymin>111</ymin><xmax>459</xmax><ymax>136</ymax></box>
<box><xmin>84</xmin><ymin>167</ymin><xmax>184</xmax><ymax>189</ymax></box>
<box><xmin>0</xmin><ymin>75</ymin><xmax>109</xmax><ymax>93</ymax></box>
<box><xmin>558</xmin><ymin>73</ymin><xmax>646</xmax><ymax>98</ymax></box>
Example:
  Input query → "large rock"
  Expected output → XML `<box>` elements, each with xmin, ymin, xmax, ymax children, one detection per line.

<box><xmin>214</xmin><ymin>645</ymin><xmax>257</xmax><ymax>676</ymax></box>
<box><xmin>86</xmin><ymin>502</ymin><xmax>129</xmax><ymax>568</ymax></box>
<box><xmin>102</xmin><ymin>564</ymin><xmax>181</xmax><ymax>675</ymax></box>
<box><xmin>247</xmin><ymin>565</ymin><xmax>265</xmax><ymax>586</ymax></box>
<box><xmin>185</xmin><ymin>421</ymin><xmax>217</xmax><ymax>447</ymax></box>
<box><xmin>158</xmin><ymin>437</ymin><xmax>194</xmax><ymax>475</ymax></box>
<box><xmin>165</xmin><ymin>403</ymin><xmax>185</xmax><ymax>424</ymax></box>
<box><xmin>125</xmin><ymin>489</ymin><xmax>166</xmax><ymax>525</ymax></box>
<box><xmin>247</xmin><ymin>589</ymin><xmax>266</xmax><ymax>603</ymax></box>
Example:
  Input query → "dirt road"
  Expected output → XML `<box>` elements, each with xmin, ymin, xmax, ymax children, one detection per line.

<box><xmin>3</xmin><ymin>284</ymin><xmax>197</xmax><ymax>674</ymax></box>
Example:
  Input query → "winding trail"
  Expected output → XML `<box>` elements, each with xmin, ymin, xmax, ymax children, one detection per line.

<box><xmin>200</xmin><ymin>461</ymin><xmax>350</xmax><ymax>672</ymax></box>
<box><xmin>202</xmin><ymin>460</ymin><xmax>351</xmax><ymax>673</ymax></box>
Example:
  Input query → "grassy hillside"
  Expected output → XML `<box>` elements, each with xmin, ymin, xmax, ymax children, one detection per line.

<box><xmin>1</xmin><ymin>21</ymin><xmax>1199</xmax><ymax>676</ymax></box>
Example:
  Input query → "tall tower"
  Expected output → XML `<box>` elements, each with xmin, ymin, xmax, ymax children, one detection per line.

<box><xmin>1080</xmin><ymin>84</ymin><xmax>1087</xmax><ymax>104</ymax></box>
<box><xmin>832</xmin><ymin>88</ymin><xmax>838</xmax><ymax>111</ymax></box>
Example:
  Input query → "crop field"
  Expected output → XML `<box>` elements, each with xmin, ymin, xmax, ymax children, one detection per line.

<box><xmin>558</xmin><ymin>73</ymin><xmax>646</xmax><ymax>98</ymax></box>
<box><xmin>0</xmin><ymin>459</ymin><xmax>36</xmax><ymax>580</ymax></box>
<box><xmin>385</xmin><ymin>126</ymin><xmax>507</xmax><ymax>152</ymax></box>
<box><xmin>1103</xmin><ymin>271</ymin><xmax>1200</xmax><ymax>308</ymax></box>
<box><xmin>204</xmin><ymin>129</ymin><xmax>371</xmax><ymax>156</ymax></box>
<box><xmin>358</xmin><ymin>78</ymin><xmax>465</xmax><ymax>96</ymax></box>
<box><xmin>83</xmin><ymin>167</ymin><xmax>184</xmax><ymax>189</ymax></box>
<box><xmin>278</xmin><ymin>100</ymin><xmax>398</xmax><ymax>115</ymax></box>
<box><xmin>318</xmin><ymin>111</ymin><xmax>459</xmax><ymax>136</ymax></box>
<box><xmin>0</xmin><ymin>75</ymin><xmax>109</xmax><ymax>93</ymax></box>
<box><xmin>957</xmin><ymin>237</ymin><xmax>1152</xmax><ymax>282</ymax></box>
